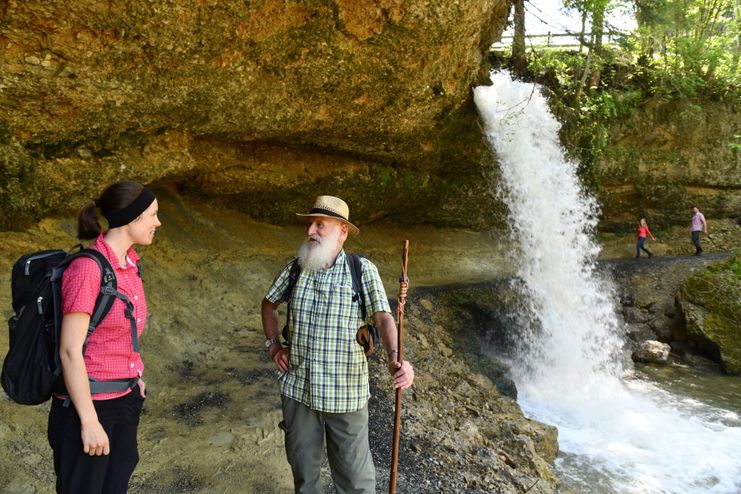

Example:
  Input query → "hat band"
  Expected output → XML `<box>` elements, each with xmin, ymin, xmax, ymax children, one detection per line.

<box><xmin>105</xmin><ymin>187</ymin><xmax>156</xmax><ymax>228</ymax></box>
<box><xmin>309</xmin><ymin>207</ymin><xmax>349</xmax><ymax>222</ymax></box>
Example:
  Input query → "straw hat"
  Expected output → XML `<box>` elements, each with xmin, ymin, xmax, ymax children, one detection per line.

<box><xmin>296</xmin><ymin>195</ymin><xmax>359</xmax><ymax>235</ymax></box>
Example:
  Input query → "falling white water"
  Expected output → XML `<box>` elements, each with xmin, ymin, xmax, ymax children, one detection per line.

<box><xmin>473</xmin><ymin>71</ymin><xmax>741</xmax><ymax>494</ymax></box>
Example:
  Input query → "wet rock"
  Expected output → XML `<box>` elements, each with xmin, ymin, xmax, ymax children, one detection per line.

<box><xmin>675</xmin><ymin>254</ymin><xmax>741</xmax><ymax>374</ymax></box>
<box><xmin>620</xmin><ymin>293</ymin><xmax>635</xmax><ymax>307</ymax></box>
<box><xmin>664</xmin><ymin>305</ymin><xmax>676</xmax><ymax>319</ymax></box>
<box><xmin>649</xmin><ymin>314</ymin><xmax>674</xmax><ymax>342</ymax></box>
<box><xmin>625</xmin><ymin>322</ymin><xmax>656</xmax><ymax>343</ymax></box>
<box><xmin>632</xmin><ymin>340</ymin><xmax>671</xmax><ymax>364</ymax></box>
<box><xmin>623</xmin><ymin>306</ymin><xmax>651</xmax><ymax>323</ymax></box>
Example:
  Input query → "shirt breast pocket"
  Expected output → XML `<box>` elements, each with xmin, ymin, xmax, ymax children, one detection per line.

<box><xmin>321</xmin><ymin>282</ymin><xmax>361</xmax><ymax>335</ymax></box>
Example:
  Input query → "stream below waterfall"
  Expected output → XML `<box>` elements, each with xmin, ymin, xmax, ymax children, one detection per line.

<box><xmin>473</xmin><ymin>71</ymin><xmax>741</xmax><ymax>494</ymax></box>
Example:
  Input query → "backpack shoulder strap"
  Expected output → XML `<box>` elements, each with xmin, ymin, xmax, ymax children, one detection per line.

<box><xmin>346</xmin><ymin>254</ymin><xmax>366</xmax><ymax>320</ymax></box>
<box><xmin>59</xmin><ymin>248</ymin><xmax>140</xmax><ymax>354</ymax></box>
<box><xmin>59</xmin><ymin>248</ymin><xmax>116</xmax><ymax>324</ymax></box>
<box><xmin>280</xmin><ymin>258</ymin><xmax>301</xmax><ymax>344</ymax></box>
<box><xmin>281</xmin><ymin>257</ymin><xmax>301</xmax><ymax>304</ymax></box>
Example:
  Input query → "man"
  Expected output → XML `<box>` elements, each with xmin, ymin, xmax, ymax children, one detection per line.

<box><xmin>689</xmin><ymin>206</ymin><xmax>708</xmax><ymax>256</ymax></box>
<box><xmin>261</xmin><ymin>195</ymin><xmax>414</xmax><ymax>494</ymax></box>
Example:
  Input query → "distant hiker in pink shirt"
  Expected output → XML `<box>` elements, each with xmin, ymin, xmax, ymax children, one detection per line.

<box><xmin>635</xmin><ymin>218</ymin><xmax>656</xmax><ymax>258</ymax></box>
<box><xmin>689</xmin><ymin>206</ymin><xmax>708</xmax><ymax>256</ymax></box>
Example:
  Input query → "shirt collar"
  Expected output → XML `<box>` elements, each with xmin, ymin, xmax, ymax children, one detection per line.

<box><xmin>94</xmin><ymin>233</ymin><xmax>140</xmax><ymax>269</ymax></box>
<box><xmin>332</xmin><ymin>249</ymin><xmax>346</xmax><ymax>268</ymax></box>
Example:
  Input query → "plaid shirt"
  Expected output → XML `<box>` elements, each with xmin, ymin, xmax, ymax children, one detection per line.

<box><xmin>266</xmin><ymin>250</ymin><xmax>391</xmax><ymax>413</ymax></box>
<box><xmin>61</xmin><ymin>234</ymin><xmax>146</xmax><ymax>400</ymax></box>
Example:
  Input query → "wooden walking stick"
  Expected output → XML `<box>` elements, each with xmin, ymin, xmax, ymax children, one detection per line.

<box><xmin>389</xmin><ymin>240</ymin><xmax>409</xmax><ymax>494</ymax></box>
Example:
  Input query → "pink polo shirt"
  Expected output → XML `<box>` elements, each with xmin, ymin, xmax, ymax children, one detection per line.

<box><xmin>691</xmin><ymin>212</ymin><xmax>706</xmax><ymax>232</ymax></box>
<box><xmin>61</xmin><ymin>234</ymin><xmax>147</xmax><ymax>400</ymax></box>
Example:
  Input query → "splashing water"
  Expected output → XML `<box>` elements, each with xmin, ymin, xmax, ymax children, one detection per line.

<box><xmin>473</xmin><ymin>71</ymin><xmax>741</xmax><ymax>494</ymax></box>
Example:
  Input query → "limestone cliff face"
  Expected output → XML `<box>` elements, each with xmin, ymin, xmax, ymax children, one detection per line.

<box><xmin>595</xmin><ymin>98</ymin><xmax>740</xmax><ymax>230</ymax></box>
<box><xmin>0</xmin><ymin>0</ymin><xmax>509</xmax><ymax>229</ymax></box>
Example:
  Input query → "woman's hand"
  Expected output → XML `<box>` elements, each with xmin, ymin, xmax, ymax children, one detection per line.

<box><xmin>81</xmin><ymin>419</ymin><xmax>110</xmax><ymax>456</ymax></box>
<box><xmin>138</xmin><ymin>378</ymin><xmax>147</xmax><ymax>398</ymax></box>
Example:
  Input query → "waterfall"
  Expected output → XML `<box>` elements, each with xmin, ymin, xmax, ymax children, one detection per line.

<box><xmin>473</xmin><ymin>71</ymin><xmax>741</xmax><ymax>494</ymax></box>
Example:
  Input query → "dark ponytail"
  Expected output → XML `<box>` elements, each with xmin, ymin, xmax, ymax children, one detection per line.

<box><xmin>76</xmin><ymin>181</ymin><xmax>145</xmax><ymax>240</ymax></box>
<box><xmin>77</xmin><ymin>201</ymin><xmax>102</xmax><ymax>240</ymax></box>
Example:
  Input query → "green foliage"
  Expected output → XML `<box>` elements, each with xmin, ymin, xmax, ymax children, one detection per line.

<box><xmin>632</xmin><ymin>0</ymin><xmax>740</xmax><ymax>99</ymax></box>
<box><xmin>730</xmin><ymin>134</ymin><xmax>741</xmax><ymax>152</ymax></box>
<box><xmin>489</xmin><ymin>0</ymin><xmax>739</xmax><ymax>191</ymax></box>
<box><xmin>518</xmin><ymin>49</ymin><xmax>646</xmax><ymax>187</ymax></box>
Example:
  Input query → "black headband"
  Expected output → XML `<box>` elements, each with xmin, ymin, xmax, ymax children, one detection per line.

<box><xmin>104</xmin><ymin>187</ymin><xmax>156</xmax><ymax>228</ymax></box>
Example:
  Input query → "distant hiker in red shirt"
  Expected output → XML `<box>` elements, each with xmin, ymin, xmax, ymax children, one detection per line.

<box><xmin>48</xmin><ymin>181</ymin><xmax>161</xmax><ymax>494</ymax></box>
<box><xmin>635</xmin><ymin>218</ymin><xmax>655</xmax><ymax>258</ymax></box>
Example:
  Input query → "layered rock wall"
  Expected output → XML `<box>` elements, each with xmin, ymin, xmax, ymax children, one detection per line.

<box><xmin>595</xmin><ymin>98</ymin><xmax>740</xmax><ymax>230</ymax></box>
<box><xmin>1</xmin><ymin>0</ymin><xmax>509</xmax><ymax>229</ymax></box>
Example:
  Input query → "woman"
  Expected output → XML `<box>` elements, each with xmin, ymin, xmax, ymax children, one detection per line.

<box><xmin>635</xmin><ymin>218</ymin><xmax>655</xmax><ymax>258</ymax></box>
<box><xmin>48</xmin><ymin>181</ymin><xmax>161</xmax><ymax>494</ymax></box>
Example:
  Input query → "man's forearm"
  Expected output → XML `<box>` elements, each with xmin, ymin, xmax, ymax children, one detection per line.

<box><xmin>376</xmin><ymin>312</ymin><xmax>398</xmax><ymax>360</ymax></box>
<box><xmin>261</xmin><ymin>298</ymin><xmax>281</xmax><ymax>340</ymax></box>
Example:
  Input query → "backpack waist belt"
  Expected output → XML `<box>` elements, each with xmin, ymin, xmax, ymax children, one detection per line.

<box><xmin>88</xmin><ymin>377</ymin><xmax>139</xmax><ymax>394</ymax></box>
<box><xmin>57</xmin><ymin>377</ymin><xmax>139</xmax><ymax>407</ymax></box>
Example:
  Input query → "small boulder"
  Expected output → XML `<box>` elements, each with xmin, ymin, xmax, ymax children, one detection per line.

<box><xmin>632</xmin><ymin>340</ymin><xmax>671</xmax><ymax>364</ymax></box>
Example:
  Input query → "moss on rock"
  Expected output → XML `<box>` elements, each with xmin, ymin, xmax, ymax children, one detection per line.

<box><xmin>676</xmin><ymin>254</ymin><xmax>741</xmax><ymax>374</ymax></box>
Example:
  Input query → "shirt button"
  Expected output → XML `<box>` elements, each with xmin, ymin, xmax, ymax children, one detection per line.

<box><xmin>130</xmin><ymin>363</ymin><xmax>135</xmax><ymax>368</ymax></box>
<box><xmin>137</xmin><ymin>318</ymin><xmax>141</xmax><ymax>323</ymax></box>
<box><xmin>134</xmin><ymin>295</ymin><xmax>138</xmax><ymax>301</ymax></box>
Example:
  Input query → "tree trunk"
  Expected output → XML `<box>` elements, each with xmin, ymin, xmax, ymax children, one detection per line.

<box><xmin>574</xmin><ymin>47</ymin><xmax>593</xmax><ymax>102</ymax></box>
<box><xmin>733</xmin><ymin>0</ymin><xmax>741</xmax><ymax>74</ymax></box>
<box><xmin>592</xmin><ymin>4</ymin><xmax>605</xmax><ymax>53</ymax></box>
<box><xmin>511</xmin><ymin>0</ymin><xmax>527</xmax><ymax>78</ymax></box>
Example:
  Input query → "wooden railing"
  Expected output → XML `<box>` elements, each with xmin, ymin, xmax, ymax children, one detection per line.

<box><xmin>492</xmin><ymin>31</ymin><xmax>626</xmax><ymax>50</ymax></box>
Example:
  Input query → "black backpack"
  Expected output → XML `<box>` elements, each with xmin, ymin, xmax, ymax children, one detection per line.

<box><xmin>1</xmin><ymin>245</ymin><xmax>140</xmax><ymax>405</ymax></box>
<box><xmin>281</xmin><ymin>254</ymin><xmax>379</xmax><ymax>356</ymax></box>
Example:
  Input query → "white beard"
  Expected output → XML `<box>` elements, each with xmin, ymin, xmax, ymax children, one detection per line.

<box><xmin>297</xmin><ymin>229</ymin><xmax>341</xmax><ymax>273</ymax></box>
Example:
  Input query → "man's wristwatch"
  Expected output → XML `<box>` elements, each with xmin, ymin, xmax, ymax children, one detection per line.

<box><xmin>264</xmin><ymin>338</ymin><xmax>280</xmax><ymax>352</ymax></box>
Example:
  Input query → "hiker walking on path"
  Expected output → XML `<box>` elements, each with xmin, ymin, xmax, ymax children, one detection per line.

<box><xmin>48</xmin><ymin>181</ymin><xmax>160</xmax><ymax>494</ymax></box>
<box><xmin>635</xmin><ymin>218</ymin><xmax>655</xmax><ymax>258</ymax></box>
<box><xmin>689</xmin><ymin>206</ymin><xmax>708</xmax><ymax>256</ymax></box>
<box><xmin>261</xmin><ymin>195</ymin><xmax>414</xmax><ymax>494</ymax></box>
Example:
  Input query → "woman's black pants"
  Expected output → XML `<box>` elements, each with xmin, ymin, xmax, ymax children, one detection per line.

<box><xmin>47</xmin><ymin>387</ymin><xmax>144</xmax><ymax>494</ymax></box>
